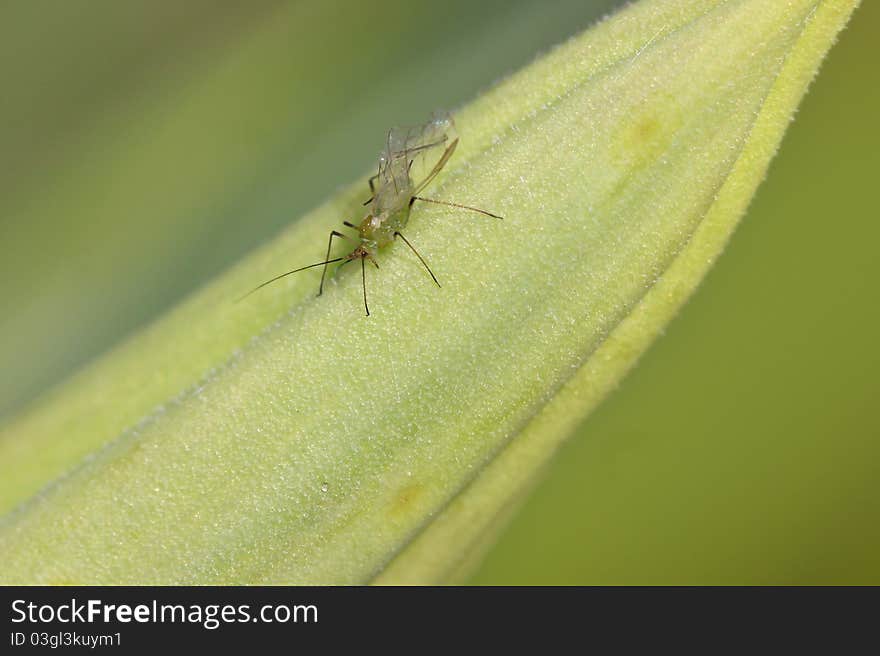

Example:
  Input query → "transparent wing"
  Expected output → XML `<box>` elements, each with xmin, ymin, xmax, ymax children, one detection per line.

<box><xmin>412</xmin><ymin>137</ymin><xmax>458</xmax><ymax>197</ymax></box>
<box><xmin>378</xmin><ymin>111</ymin><xmax>457</xmax><ymax>196</ymax></box>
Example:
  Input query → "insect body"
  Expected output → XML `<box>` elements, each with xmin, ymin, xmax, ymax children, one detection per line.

<box><xmin>242</xmin><ymin>112</ymin><xmax>501</xmax><ymax>315</ymax></box>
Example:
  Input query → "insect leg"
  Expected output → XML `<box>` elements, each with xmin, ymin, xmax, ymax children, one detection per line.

<box><xmin>319</xmin><ymin>230</ymin><xmax>357</xmax><ymax>296</ymax></box>
<box><xmin>363</xmin><ymin>159</ymin><xmax>382</xmax><ymax>206</ymax></box>
<box><xmin>362</xmin><ymin>175</ymin><xmax>380</xmax><ymax>207</ymax></box>
<box><xmin>361</xmin><ymin>256</ymin><xmax>370</xmax><ymax>316</ymax></box>
<box><xmin>394</xmin><ymin>231</ymin><xmax>440</xmax><ymax>288</ymax></box>
<box><xmin>410</xmin><ymin>196</ymin><xmax>503</xmax><ymax>219</ymax></box>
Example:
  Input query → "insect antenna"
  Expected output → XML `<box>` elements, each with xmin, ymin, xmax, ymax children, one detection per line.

<box><xmin>236</xmin><ymin>258</ymin><xmax>345</xmax><ymax>302</ymax></box>
<box><xmin>410</xmin><ymin>196</ymin><xmax>503</xmax><ymax>219</ymax></box>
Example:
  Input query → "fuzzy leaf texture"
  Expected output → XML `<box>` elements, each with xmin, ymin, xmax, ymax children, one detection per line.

<box><xmin>0</xmin><ymin>0</ymin><xmax>858</xmax><ymax>584</ymax></box>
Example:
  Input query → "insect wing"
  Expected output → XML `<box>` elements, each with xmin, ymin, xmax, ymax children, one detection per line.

<box><xmin>380</xmin><ymin>112</ymin><xmax>457</xmax><ymax>192</ymax></box>
<box><xmin>412</xmin><ymin>137</ymin><xmax>458</xmax><ymax>197</ymax></box>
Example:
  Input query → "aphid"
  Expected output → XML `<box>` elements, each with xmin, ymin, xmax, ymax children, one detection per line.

<box><xmin>240</xmin><ymin>112</ymin><xmax>502</xmax><ymax>315</ymax></box>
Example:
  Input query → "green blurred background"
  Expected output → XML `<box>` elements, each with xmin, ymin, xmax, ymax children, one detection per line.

<box><xmin>1</xmin><ymin>1</ymin><xmax>876</xmax><ymax>583</ymax></box>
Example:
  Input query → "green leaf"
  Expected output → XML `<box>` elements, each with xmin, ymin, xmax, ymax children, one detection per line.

<box><xmin>0</xmin><ymin>0</ymin><xmax>859</xmax><ymax>584</ymax></box>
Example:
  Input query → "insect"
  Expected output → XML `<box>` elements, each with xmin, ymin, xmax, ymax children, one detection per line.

<box><xmin>240</xmin><ymin>112</ymin><xmax>502</xmax><ymax>315</ymax></box>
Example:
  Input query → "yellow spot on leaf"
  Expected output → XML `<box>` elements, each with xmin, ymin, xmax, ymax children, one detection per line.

<box><xmin>388</xmin><ymin>483</ymin><xmax>423</xmax><ymax>522</ymax></box>
<box><xmin>612</xmin><ymin>94</ymin><xmax>683</xmax><ymax>172</ymax></box>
